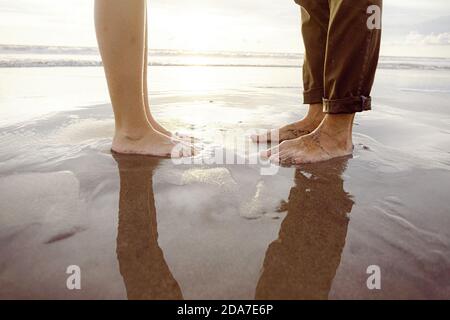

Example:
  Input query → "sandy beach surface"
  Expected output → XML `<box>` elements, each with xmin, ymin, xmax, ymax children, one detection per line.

<box><xmin>0</xmin><ymin>64</ymin><xmax>450</xmax><ymax>299</ymax></box>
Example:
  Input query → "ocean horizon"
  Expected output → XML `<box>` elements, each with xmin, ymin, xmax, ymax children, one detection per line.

<box><xmin>2</xmin><ymin>44</ymin><xmax>450</xmax><ymax>70</ymax></box>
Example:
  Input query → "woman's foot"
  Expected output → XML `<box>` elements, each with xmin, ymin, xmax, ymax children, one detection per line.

<box><xmin>263</xmin><ymin>114</ymin><xmax>354</xmax><ymax>165</ymax></box>
<box><xmin>144</xmin><ymin>109</ymin><xmax>172</xmax><ymax>137</ymax></box>
<box><xmin>112</xmin><ymin>127</ymin><xmax>196</xmax><ymax>158</ymax></box>
<box><xmin>251</xmin><ymin>103</ymin><xmax>325</xmax><ymax>143</ymax></box>
<box><xmin>145</xmin><ymin>106</ymin><xmax>196</xmax><ymax>142</ymax></box>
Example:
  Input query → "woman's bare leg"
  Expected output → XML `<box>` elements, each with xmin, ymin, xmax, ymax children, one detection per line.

<box><xmin>94</xmin><ymin>0</ymin><xmax>193</xmax><ymax>157</ymax></box>
<box><xmin>142</xmin><ymin>11</ymin><xmax>171</xmax><ymax>137</ymax></box>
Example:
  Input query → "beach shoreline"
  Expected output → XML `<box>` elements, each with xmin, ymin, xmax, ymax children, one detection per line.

<box><xmin>0</xmin><ymin>64</ymin><xmax>449</xmax><ymax>299</ymax></box>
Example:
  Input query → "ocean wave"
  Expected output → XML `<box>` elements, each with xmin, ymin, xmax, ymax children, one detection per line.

<box><xmin>1</xmin><ymin>44</ymin><xmax>450</xmax><ymax>70</ymax></box>
<box><xmin>0</xmin><ymin>59</ymin><xmax>102</xmax><ymax>68</ymax></box>
<box><xmin>0</xmin><ymin>44</ymin><xmax>302</xmax><ymax>59</ymax></box>
<box><xmin>2</xmin><ymin>59</ymin><xmax>450</xmax><ymax>70</ymax></box>
<box><xmin>0</xmin><ymin>44</ymin><xmax>99</xmax><ymax>55</ymax></box>
<box><xmin>0</xmin><ymin>60</ymin><xmax>302</xmax><ymax>68</ymax></box>
<box><xmin>399</xmin><ymin>88</ymin><xmax>450</xmax><ymax>94</ymax></box>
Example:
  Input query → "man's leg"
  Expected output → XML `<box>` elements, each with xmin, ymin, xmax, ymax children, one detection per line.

<box><xmin>252</xmin><ymin>0</ymin><xmax>329</xmax><ymax>143</ymax></box>
<box><xmin>267</xmin><ymin>0</ymin><xmax>382</xmax><ymax>164</ymax></box>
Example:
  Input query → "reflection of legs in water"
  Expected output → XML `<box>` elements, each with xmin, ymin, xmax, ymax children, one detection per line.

<box><xmin>114</xmin><ymin>154</ymin><xmax>183</xmax><ymax>300</ymax></box>
<box><xmin>255</xmin><ymin>159</ymin><xmax>354</xmax><ymax>300</ymax></box>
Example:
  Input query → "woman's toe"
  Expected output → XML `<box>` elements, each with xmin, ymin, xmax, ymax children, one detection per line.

<box><xmin>269</xmin><ymin>153</ymin><xmax>281</xmax><ymax>164</ymax></box>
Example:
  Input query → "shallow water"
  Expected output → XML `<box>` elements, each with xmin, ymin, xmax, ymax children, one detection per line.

<box><xmin>0</xmin><ymin>66</ymin><xmax>449</xmax><ymax>299</ymax></box>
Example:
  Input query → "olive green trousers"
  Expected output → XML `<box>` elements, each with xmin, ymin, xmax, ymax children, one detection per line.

<box><xmin>295</xmin><ymin>0</ymin><xmax>382</xmax><ymax>113</ymax></box>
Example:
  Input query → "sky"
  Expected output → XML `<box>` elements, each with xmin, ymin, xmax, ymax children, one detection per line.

<box><xmin>0</xmin><ymin>0</ymin><xmax>449</xmax><ymax>57</ymax></box>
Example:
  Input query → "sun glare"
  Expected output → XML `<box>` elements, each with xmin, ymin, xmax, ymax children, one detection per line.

<box><xmin>152</xmin><ymin>11</ymin><xmax>231</xmax><ymax>52</ymax></box>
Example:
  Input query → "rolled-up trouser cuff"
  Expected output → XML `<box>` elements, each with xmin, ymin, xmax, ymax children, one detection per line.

<box><xmin>323</xmin><ymin>96</ymin><xmax>372</xmax><ymax>114</ymax></box>
<box><xmin>303</xmin><ymin>87</ymin><xmax>324</xmax><ymax>105</ymax></box>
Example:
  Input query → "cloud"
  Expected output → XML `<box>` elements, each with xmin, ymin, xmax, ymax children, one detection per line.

<box><xmin>415</xmin><ymin>16</ymin><xmax>450</xmax><ymax>34</ymax></box>
<box><xmin>405</xmin><ymin>32</ymin><xmax>450</xmax><ymax>45</ymax></box>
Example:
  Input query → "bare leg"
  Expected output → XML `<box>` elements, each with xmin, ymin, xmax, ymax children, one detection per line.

<box><xmin>143</xmin><ymin>11</ymin><xmax>194</xmax><ymax>141</ymax></box>
<box><xmin>94</xmin><ymin>0</ymin><xmax>193</xmax><ymax>157</ymax></box>
<box><xmin>142</xmin><ymin>13</ymin><xmax>172</xmax><ymax>137</ymax></box>
<box><xmin>264</xmin><ymin>113</ymin><xmax>354</xmax><ymax>165</ymax></box>
<box><xmin>251</xmin><ymin>103</ymin><xmax>325</xmax><ymax>143</ymax></box>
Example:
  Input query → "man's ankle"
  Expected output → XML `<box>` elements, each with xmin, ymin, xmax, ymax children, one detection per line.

<box><xmin>319</xmin><ymin>114</ymin><xmax>354</xmax><ymax>147</ymax></box>
<box><xmin>322</xmin><ymin>113</ymin><xmax>354</xmax><ymax>128</ymax></box>
<box><xmin>306</xmin><ymin>103</ymin><xmax>326</xmax><ymax>122</ymax></box>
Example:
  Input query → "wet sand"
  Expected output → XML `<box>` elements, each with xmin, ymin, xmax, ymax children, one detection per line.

<box><xmin>0</xmin><ymin>66</ymin><xmax>450</xmax><ymax>299</ymax></box>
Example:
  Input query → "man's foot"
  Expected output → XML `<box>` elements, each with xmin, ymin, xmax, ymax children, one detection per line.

<box><xmin>251</xmin><ymin>103</ymin><xmax>325</xmax><ymax>143</ymax></box>
<box><xmin>262</xmin><ymin>114</ymin><xmax>354</xmax><ymax>165</ymax></box>
<box><xmin>251</xmin><ymin>117</ymin><xmax>323</xmax><ymax>143</ymax></box>
<box><xmin>112</xmin><ymin>127</ymin><xmax>196</xmax><ymax>158</ymax></box>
